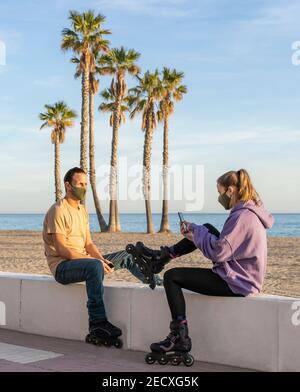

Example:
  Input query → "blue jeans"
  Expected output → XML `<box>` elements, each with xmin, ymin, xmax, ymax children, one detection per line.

<box><xmin>54</xmin><ymin>251</ymin><xmax>150</xmax><ymax>322</ymax></box>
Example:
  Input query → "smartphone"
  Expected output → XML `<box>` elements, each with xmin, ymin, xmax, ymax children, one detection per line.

<box><xmin>178</xmin><ymin>212</ymin><xmax>188</xmax><ymax>233</ymax></box>
<box><xmin>178</xmin><ymin>212</ymin><xmax>184</xmax><ymax>224</ymax></box>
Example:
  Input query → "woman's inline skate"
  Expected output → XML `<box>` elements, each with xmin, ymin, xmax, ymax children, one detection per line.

<box><xmin>86</xmin><ymin>319</ymin><xmax>123</xmax><ymax>349</ymax></box>
<box><xmin>145</xmin><ymin>320</ymin><xmax>194</xmax><ymax>366</ymax></box>
<box><xmin>125</xmin><ymin>241</ymin><xmax>171</xmax><ymax>289</ymax></box>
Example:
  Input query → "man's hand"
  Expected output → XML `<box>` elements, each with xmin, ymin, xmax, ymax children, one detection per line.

<box><xmin>100</xmin><ymin>259</ymin><xmax>114</xmax><ymax>274</ymax></box>
<box><xmin>180</xmin><ymin>221</ymin><xmax>194</xmax><ymax>241</ymax></box>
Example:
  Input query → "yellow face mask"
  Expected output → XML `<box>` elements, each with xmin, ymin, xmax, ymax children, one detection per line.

<box><xmin>71</xmin><ymin>185</ymin><xmax>87</xmax><ymax>201</ymax></box>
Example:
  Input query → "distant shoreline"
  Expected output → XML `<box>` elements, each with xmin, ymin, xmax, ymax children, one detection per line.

<box><xmin>0</xmin><ymin>229</ymin><xmax>300</xmax><ymax>238</ymax></box>
<box><xmin>1</xmin><ymin>212</ymin><xmax>300</xmax><ymax>215</ymax></box>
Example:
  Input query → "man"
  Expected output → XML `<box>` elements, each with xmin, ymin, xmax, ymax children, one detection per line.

<box><xmin>43</xmin><ymin>167</ymin><xmax>162</xmax><ymax>345</ymax></box>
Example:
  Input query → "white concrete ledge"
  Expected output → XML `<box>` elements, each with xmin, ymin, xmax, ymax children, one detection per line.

<box><xmin>0</xmin><ymin>272</ymin><xmax>299</xmax><ymax>372</ymax></box>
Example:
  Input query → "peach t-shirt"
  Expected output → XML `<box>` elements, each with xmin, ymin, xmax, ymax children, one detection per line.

<box><xmin>42</xmin><ymin>198</ymin><xmax>89</xmax><ymax>276</ymax></box>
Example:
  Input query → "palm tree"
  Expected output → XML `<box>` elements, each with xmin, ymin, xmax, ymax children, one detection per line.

<box><xmin>128</xmin><ymin>70</ymin><xmax>161</xmax><ymax>234</ymax></box>
<box><xmin>72</xmin><ymin>52</ymin><xmax>109</xmax><ymax>231</ymax></box>
<box><xmin>99</xmin><ymin>87</ymin><xmax>130</xmax><ymax>231</ymax></box>
<box><xmin>39</xmin><ymin>101</ymin><xmax>77</xmax><ymax>201</ymax></box>
<box><xmin>99</xmin><ymin>47</ymin><xmax>141</xmax><ymax>232</ymax></box>
<box><xmin>61</xmin><ymin>10</ymin><xmax>111</xmax><ymax>174</ymax></box>
<box><xmin>157</xmin><ymin>68</ymin><xmax>187</xmax><ymax>233</ymax></box>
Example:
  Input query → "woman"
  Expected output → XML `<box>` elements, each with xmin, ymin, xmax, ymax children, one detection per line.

<box><xmin>144</xmin><ymin>169</ymin><xmax>274</xmax><ymax>358</ymax></box>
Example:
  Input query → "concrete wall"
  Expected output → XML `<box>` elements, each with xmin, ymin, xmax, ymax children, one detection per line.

<box><xmin>0</xmin><ymin>271</ymin><xmax>299</xmax><ymax>372</ymax></box>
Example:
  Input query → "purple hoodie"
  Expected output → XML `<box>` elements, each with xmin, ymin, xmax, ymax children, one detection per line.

<box><xmin>189</xmin><ymin>200</ymin><xmax>274</xmax><ymax>296</ymax></box>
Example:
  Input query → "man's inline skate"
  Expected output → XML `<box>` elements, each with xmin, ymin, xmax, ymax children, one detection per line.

<box><xmin>125</xmin><ymin>242</ymin><xmax>171</xmax><ymax>289</ymax></box>
<box><xmin>86</xmin><ymin>319</ymin><xmax>123</xmax><ymax>349</ymax></box>
<box><xmin>145</xmin><ymin>320</ymin><xmax>194</xmax><ymax>367</ymax></box>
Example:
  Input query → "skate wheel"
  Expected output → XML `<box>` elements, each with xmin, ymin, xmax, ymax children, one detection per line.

<box><xmin>158</xmin><ymin>356</ymin><xmax>168</xmax><ymax>365</ymax></box>
<box><xmin>114</xmin><ymin>339</ymin><xmax>123</xmax><ymax>349</ymax></box>
<box><xmin>184</xmin><ymin>354</ymin><xmax>194</xmax><ymax>367</ymax></box>
<box><xmin>145</xmin><ymin>353</ymin><xmax>155</xmax><ymax>365</ymax></box>
<box><xmin>85</xmin><ymin>335</ymin><xmax>92</xmax><ymax>343</ymax></box>
<box><xmin>171</xmin><ymin>357</ymin><xmax>181</xmax><ymax>366</ymax></box>
<box><xmin>126</xmin><ymin>244</ymin><xmax>134</xmax><ymax>253</ymax></box>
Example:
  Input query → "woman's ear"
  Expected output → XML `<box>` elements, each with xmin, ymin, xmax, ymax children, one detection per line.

<box><xmin>226</xmin><ymin>185</ymin><xmax>235</xmax><ymax>197</ymax></box>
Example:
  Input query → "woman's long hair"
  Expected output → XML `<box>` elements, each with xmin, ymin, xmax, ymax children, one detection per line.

<box><xmin>217</xmin><ymin>169</ymin><xmax>260</xmax><ymax>205</ymax></box>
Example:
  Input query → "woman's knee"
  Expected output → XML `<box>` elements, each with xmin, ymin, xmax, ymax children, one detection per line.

<box><xmin>163</xmin><ymin>268</ymin><xmax>182</xmax><ymax>286</ymax></box>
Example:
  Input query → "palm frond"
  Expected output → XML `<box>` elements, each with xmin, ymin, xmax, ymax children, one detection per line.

<box><xmin>39</xmin><ymin>101</ymin><xmax>77</xmax><ymax>141</ymax></box>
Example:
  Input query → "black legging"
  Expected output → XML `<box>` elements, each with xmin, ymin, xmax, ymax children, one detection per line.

<box><xmin>165</xmin><ymin>223</ymin><xmax>243</xmax><ymax>319</ymax></box>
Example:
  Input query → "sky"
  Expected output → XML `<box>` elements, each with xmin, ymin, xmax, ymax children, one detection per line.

<box><xmin>0</xmin><ymin>0</ymin><xmax>300</xmax><ymax>214</ymax></box>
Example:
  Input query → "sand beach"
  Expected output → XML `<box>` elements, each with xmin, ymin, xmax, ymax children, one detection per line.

<box><xmin>0</xmin><ymin>231</ymin><xmax>299</xmax><ymax>298</ymax></box>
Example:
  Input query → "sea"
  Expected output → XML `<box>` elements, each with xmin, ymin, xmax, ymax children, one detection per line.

<box><xmin>0</xmin><ymin>213</ymin><xmax>299</xmax><ymax>237</ymax></box>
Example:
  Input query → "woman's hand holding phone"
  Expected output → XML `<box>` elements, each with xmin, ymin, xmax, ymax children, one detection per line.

<box><xmin>180</xmin><ymin>221</ymin><xmax>194</xmax><ymax>241</ymax></box>
<box><xmin>178</xmin><ymin>212</ymin><xmax>194</xmax><ymax>240</ymax></box>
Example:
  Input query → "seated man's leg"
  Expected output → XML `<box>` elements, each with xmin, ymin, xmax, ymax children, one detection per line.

<box><xmin>55</xmin><ymin>258</ymin><xmax>106</xmax><ymax>322</ymax></box>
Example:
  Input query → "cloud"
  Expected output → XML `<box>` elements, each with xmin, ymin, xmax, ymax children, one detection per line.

<box><xmin>94</xmin><ymin>0</ymin><xmax>197</xmax><ymax>17</ymax></box>
<box><xmin>172</xmin><ymin>127</ymin><xmax>300</xmax><ymax>147</ymax></box>
<box><xmin>0</xmin><ymin>154</ymin><xmax>16</xmax><ymax>163</ymax></box>
<box><xmin>236</xmin><ymin>0</ymin><xmax>300</xmax><ymax>39</ymax></box>
<box><xmin>251</xmin><ymin>1</ymin><xmax>300</xmax><ymax>27</ymax></box>
<box><xmin>0</xmin><ymin>29</ymin><xmax>23</xmax><ymax>56</ymax></box>
<box><xmin>0</xmin><ymin>125</ymin><xmax>37</xmax><ymax>134</ymax></box>
<box><xmin>0</xmin><ymin>95</ymin><xmax>14</xmax><ymax>103</ymax></box>
<box><xmin>33</xmin><ymin>75</ymin><xmax>64</xmax><ymax>88</ymax></box>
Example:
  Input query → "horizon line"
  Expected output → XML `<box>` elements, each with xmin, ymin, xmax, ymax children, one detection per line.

<box><xmin>1</xmin><ymin>212</ymin><xmax>299</xmax><ymax>215</ymax></box>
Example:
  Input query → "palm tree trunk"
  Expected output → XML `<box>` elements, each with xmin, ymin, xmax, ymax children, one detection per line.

<box><xmin>114</xmin><ymin>160</ymin><xmax>121</xmax><ymax>232</ymax></box>
<box><xmin>54</xmin><ymin>136</ymin><xmax>62</xmax><ymax>202</ymax></box>
<box><xmin>108</xmin><ymin>200</ymin><xmax>116</xmax><ymax>232</ymax></box>
<box><xmin>159</xmin><ymin>116</ymin><xmax>171</xmax><ymax>232</ymax></box>
<box><xmin>143</xmin><ymin>120</ymin><xmax>155</xmax><ymax>234</ymax></box>
<box><xmin>89</xmin><ymin>91</ymin><xmax>108</xmax><ymax>232</ymax></box>
<box><xmin>108</xmin><ymin>108</ymin><xmax>121</xmax><ymax>232</ymax></box>
<box><xmin>80</xmin><ymin>64</ymin><xmax>89</xmax><ymax>174</ymax></box>
<box><xmin>115</xmin><ymin>198</ymin><xmax>121</xmax><ymax>232</ymax></box>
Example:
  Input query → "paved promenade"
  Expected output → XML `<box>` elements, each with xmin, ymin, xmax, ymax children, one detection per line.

<box><xmin>0</xmin><ymin>329</ymin><xmax>253</xmax><ymax>372</ymax></box>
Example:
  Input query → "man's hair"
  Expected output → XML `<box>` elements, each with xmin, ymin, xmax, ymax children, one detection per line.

<box><xmin>64</xmin><ymin>167</ymin><xmax>86</xmax><ymax>185</ymax></box>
